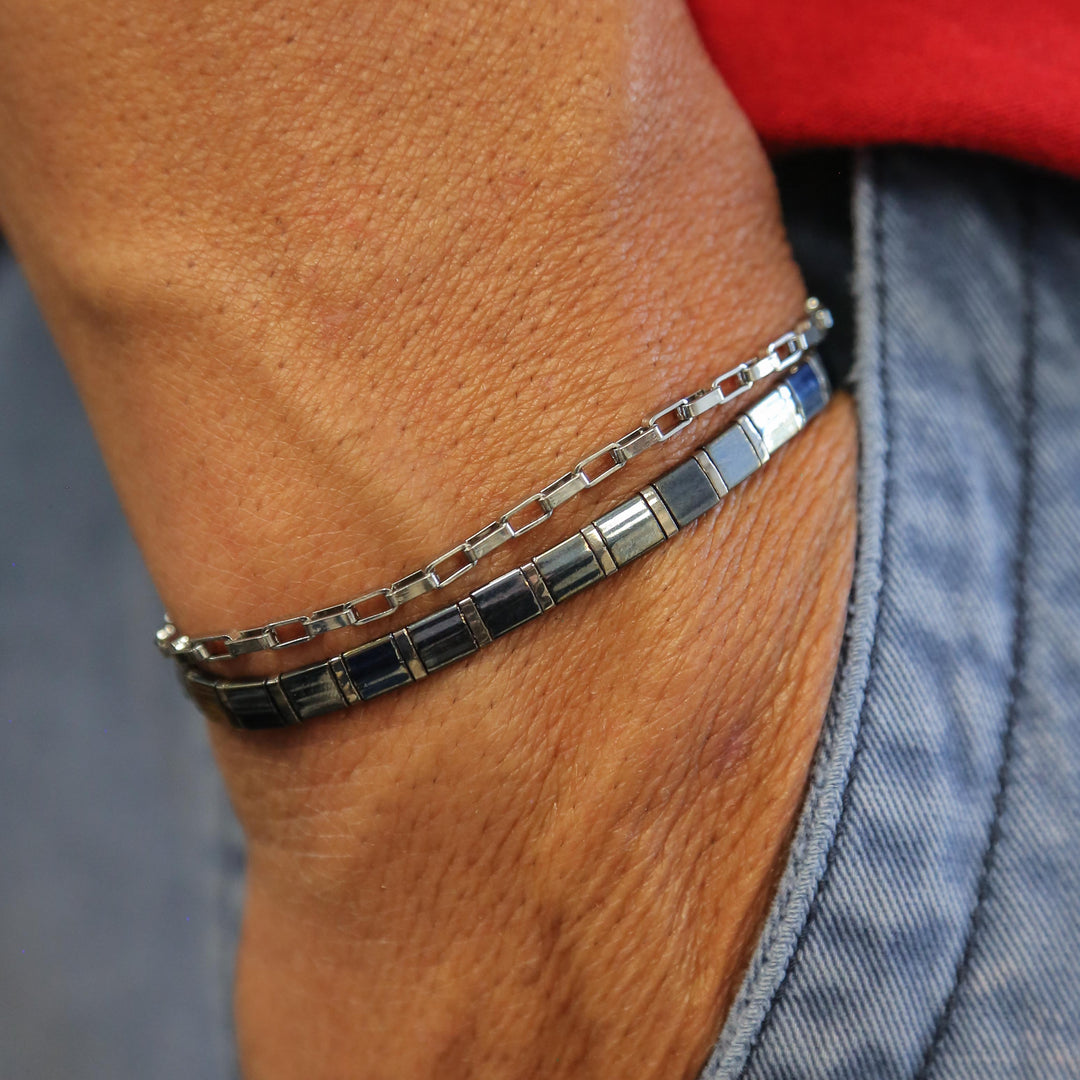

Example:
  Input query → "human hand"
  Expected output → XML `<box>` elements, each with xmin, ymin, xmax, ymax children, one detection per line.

<box><xmin>0</xmin><ymin>2</ymin><xmax>855</xmax><ymax>1076</ymax></box>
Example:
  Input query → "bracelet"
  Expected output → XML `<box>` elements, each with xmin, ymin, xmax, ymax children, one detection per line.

<box><xmin>157</xmin><ymin>300</ymin><xmax>832</xmax><ymax>663</ymax></box>
<box><xmin>179</xmin><ymin>357</ymin><xmax>832</xmax><ymax>730</ymax></box>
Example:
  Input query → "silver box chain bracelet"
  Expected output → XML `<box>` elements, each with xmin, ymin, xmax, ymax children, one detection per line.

<box><xmin>179</xmin><ymin>357</ymin><xmax>833</xmax><ymax>728</ymax></box>
<box><xmin>158</xmin><ymin>300</ymin><xmax>832</xmax><ymax>664</ymax></box>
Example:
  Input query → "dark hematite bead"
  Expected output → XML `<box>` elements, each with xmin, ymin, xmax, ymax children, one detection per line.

<box><xmin>788</xmin><ymin>362</ymin><xmax>828</xmax><ymax>421</ymax></box>
<box><xmin>279</xmin><ymin>663</ymin><xmax>346</xmax><ymax>719</ymax></box>
<box><xmin>704</xmin><ymin>426</ymin><xmax>761</xmax><ymax>489</ymax></box>
<box><xmin>342</xmin><ymin>635</ymin><xmax>413</xmax><ymax>700</ymax></box>
<box><xmin>220</xmin><ymin>679</ymin><xmax>293</xmax><ymax>730</ymax></box>
<box><xmin>408</xmin><ymin>605</ymin><xmax>478</xmax><ymax>672</ymax></box>
<box><xmin>533</xmin><ymin>533</ymin><xmax>605</xmax><ymax>603</ymax></box>
<box><xmin>653</xmin><ymin>458</ymin><xmax>721</xmax><ymax>528</ymax></box>
<box><xmin>470</xmin><ymin>569</ymin><xmax>543</xmax><ymax>639</ymax></box>
<box><xmin>184</xmin><ymin>671</ymin><xmax>230</xmax><ymax>726</ymax></box>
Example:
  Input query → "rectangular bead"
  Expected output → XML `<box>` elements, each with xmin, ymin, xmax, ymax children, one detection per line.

<box><xmin>594</xmin><ymin>494</ymin><xmax>666</xmax><ymax>567</ymax></box>
<box><xmin>533</xmin><ymin>533</ymin><xmax>605</xmax><ymax>603</ymax></box>
<box><xmin>471</xmin><ymin>568</ymin><xmax>543</xmax><ymax>639</ymax></box>
<box><xmin>220</xmin><ymin>679</ymin><xmax>293</xmax><ymax>730</ymax></box>
<box><xmin>408</xmin><ymin>605</ymin><xmax>478</xmax><ymax>672</ymax></box>
<box><xmin>787</xmin><ymin>361</ymin><xmax>829</xmax><ymax>422</ymax></box>
<box><xmin>183</xmin><ymin>671</ymin><xmax>231</xmax><ymax>726</ymax></box>
<box><xmin>279</xmin><ymin>662</ymin><xmax>347</xmax><ymax>720</ymax></box>
<box><xmin>342</xmin><ymin>634</ymin><xmax>413</xmax><ymax>700</ymax></box>
<box><xmin>266</xmin><ymin>677</ymin><xmax>301</xmax><ymax>726</ymax></box>
<box><xmin>705</xmin><ymin>425</ymin><xmax>762</xmax><ymax>489</ymax></box>
<box><xmin>653</xmin><ymin>458</ymin><xmax>721</xmax><ymax>528</ymax></box>
<box><xmin>745</xmin><ymin>383</ymin><xmax>803</xmax><ymax>454</ymax></box>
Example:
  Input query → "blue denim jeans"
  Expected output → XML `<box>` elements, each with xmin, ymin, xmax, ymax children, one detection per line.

<box><xmin>2</xmin><ymin>149</ymin><xmax>1078</xmax><ymax>1078</ymax></box>
<box><xmin>705</xmin><ymin>151</ymin><xmax>1080</xmax><ymax>1078</ymax></box>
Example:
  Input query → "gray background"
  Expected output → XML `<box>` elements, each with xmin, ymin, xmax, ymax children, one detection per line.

<box><xmin>0</xmin><ymin>242</ymin><xmax>242</xmax><ymax>1079</ymax></box>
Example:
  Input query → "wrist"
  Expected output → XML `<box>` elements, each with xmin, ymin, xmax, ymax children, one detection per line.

<box><xmin>27</xmin><ymin>90</ymin><xmax>804</xmax><ymax>657</ymax></box>
<box><xmin>222</xmin><ymin>391</ymin><xmax>855</xmax><ymax>1080</ymax></box>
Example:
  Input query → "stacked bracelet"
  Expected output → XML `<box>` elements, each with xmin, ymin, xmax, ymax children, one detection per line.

<box><xmin>179</xmin><ymin>356</ymin><xmax>832</xmax><ymax>730</ymax></box>
<box><xmin>157</xmin><ymin>300</ymin><xmax>832</xmax><ymax>664</ymax></box>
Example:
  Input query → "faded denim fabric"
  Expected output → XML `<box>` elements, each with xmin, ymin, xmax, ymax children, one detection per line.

<box><xmin>0</xmin><ymin>257</ymin><xmax>243</xmax><ymax>1075</ymax></box>
<box><xmin>705</xmin><ymin>151</ymin><xmax>1080</xmax><ymax>1078</ymax></box>
<box><xmin>1</xmin><ymin>149</ymin><xmax>1078</xmax><ymax>1077</ymax></box>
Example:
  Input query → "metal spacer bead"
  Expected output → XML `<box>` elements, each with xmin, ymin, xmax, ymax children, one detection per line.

<box><xmin>458</xmin><ymin>597</ymin><xmax>493</xmax><ymax>648</ymax></box>
<box><xmin>580</xmin><ymin>523</ymin><xmax>617</xmax><ymax>577</ymax></box>
<box><xmin>392</xmin><ymin>629</ymin><xmax>428</xmax><ymax>681</ymax></box>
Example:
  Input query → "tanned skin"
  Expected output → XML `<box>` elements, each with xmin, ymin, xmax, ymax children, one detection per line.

<box><xmin>0</xmin><ymin>2</ymin><xmax>855</xmax><ymax>1076</ymax></box>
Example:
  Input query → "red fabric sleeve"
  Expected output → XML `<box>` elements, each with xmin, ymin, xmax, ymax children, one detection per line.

<box><xmin>688</xmin><ymin>0</ymin><xmax>1080</xmax><ymax>177</ymax></box>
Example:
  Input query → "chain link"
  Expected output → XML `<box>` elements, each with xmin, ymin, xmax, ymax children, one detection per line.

<box><xmin>159</xmin><ymin>299</ymin><xmax>832</xmax><ymax>662</ymax></box>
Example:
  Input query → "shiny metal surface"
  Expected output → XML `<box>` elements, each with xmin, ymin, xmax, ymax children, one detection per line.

<box><xmin>653</xmin><ymin>458</ymin><xmax>721</xmax><ymax>528</ymax></box>
<box><xmin>280</xmin><ymin>663</ymin><xmax>346</xmax><ymax>720</ymax></box>
<box><xmin>392</xmin><ymin>629</ymin><xmax>428</xmax><ymax>682</ymax></box>
<box><xmin>694</xmin><ymin>449</ymin><xmax>729</xmax><ymax>499</ymax></box>
<box><xmin>160</xmin><ymin>302</ymin><xmax>832</xmax><ymax>662</ymax></box>
<box><xmin>520</xmin><ymin>561</ymin><xmax>556</xmax><ymax>612</ymax></box>
<box><xmin>532</xmin><ymin>534</ymin><xmax>605</xmax><ymax>603</ymax></box>
<box><xmin>183</xmin><ymin>670</ymin><xmax>230</xmax><ymax>726</ymax></box>
<box><xmin>737</xmin><ymin>415</ymin><xmax>771</xmax><ymax>465</ymax></box>
<box><xmin>594</xmin><ymin>495</ymin><xmax>667</xmax><ymax>568</ymax></box>
<box><xmin>470</xmin><ymin>570</ymin><xmax>543</xmax><ymax>640</ymax></box>
<box><xmin>266</xmin><ymin>676</ymin><xmax>302</xmax><ymax>726</ymax></box>
<box><xmin>408</xmin><ymin>606</ymin><xmax>479</xmax><ymax>672</ymax></box>
<box><xmin>327</xmin><ymin>655</ymin><xmax>362</xmax><ymax>707</ymax></box>
<box><xmin>581</xmin><ymin>523</ymin><xmax>618</xmax><ymax>577</ymax></box>
<box><xmin>745</xmin><ymin>383</ymin><xmax>804</xmax><ymax>455</ymax></box>
<box><xmin>343</xmin><ymin>635</ymin><xmax>414</xmax><ymax>699</ymax></box>
<box><xmin>181</xmin><ymin>361</ymin><xmax>833</xmax><ymax>729</ymax></box>
<box><xmin>705</xmin><ymin>425</ymin><xmax>763</xmax><ymax>489</ymax></box>
<box><xmin>640</xmin><ymin>485</ymin><xmax>680</xmax><ymax>539</ymax></box>
<box><xmin>457</xmin><ymin>596</ymin><xmax>494</xmax><ymax>648</ymax></box>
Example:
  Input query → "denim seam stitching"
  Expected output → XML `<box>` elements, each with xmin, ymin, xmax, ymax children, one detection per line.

<box><xmin>707</xmin><ymin>579</ymin><xmax>857</xmax><ymax>1075</ymax></box>
<box><xmin>734</xmin><ymin>148</ymin><xmax>894</xmax><ymax>1078</ymax></box>
<box><xmin>913</xmin><ymin>168</ymin><xmax>1037</xmax><ymax>1080</ymax></box>
<box><xmin>719</xmin><ymin>585</ymin><xmax>855</xmax><ymax>1062</ymax></box>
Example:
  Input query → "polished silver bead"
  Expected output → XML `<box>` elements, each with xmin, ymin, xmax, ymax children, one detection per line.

<box><xmin>737</xmin><ymin>416</ymin><xmax>771</xmax><ymax>465</ymax></box>
<box><xmin>744</xmin><ymin>382</ymin><xmax>804</xmax><ymax>455</ymax></box>
<box><xmin>594</xmin><ymin>495</ymin><xmax>667</xmax><ymax>567</ymax></box>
